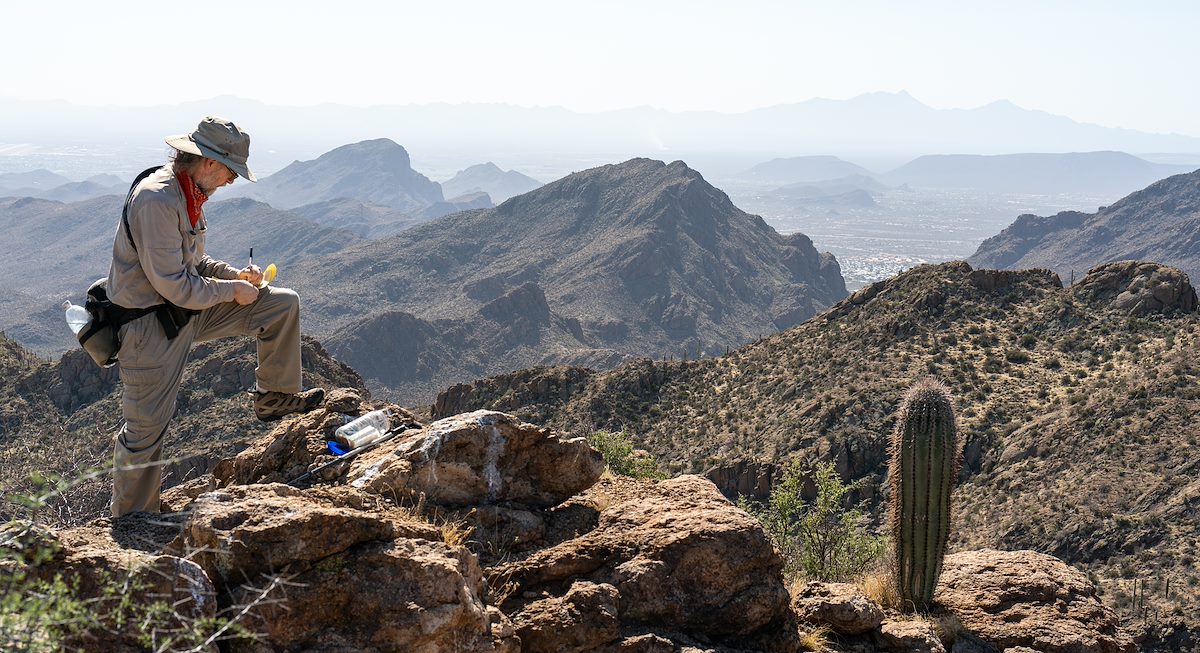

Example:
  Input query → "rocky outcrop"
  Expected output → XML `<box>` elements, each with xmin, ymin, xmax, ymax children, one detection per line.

<box><xmin>5</xmin><ymin>390</ymin><xmax>1142</xmax><ymax>652</ymax></box>
<box><xmin>1071</xmin><ymin>260</ymin><xmax>1197</xmax><ymax>315</ymax></box>
<box><xmin>969</xmin><ymin>267</ymin><xmax>1062</xmax><ymax>292</ymax></box>
<box><xmin>877</xmin><ymin>619</ymin><xmax>944</xmax><ymax>653</ymax></box>
<box><xmin>704</xmin><ymin>459</ymin><xmax>781</xmax><ymax>502</ymax></box>
<box><xmin>938</xmin><ymin>549</ymin><xmax>1133</xmax><ymax>653</ymax></box>
<box><xmin>212</xmin><ymin>388</ymin><xmax>412</xmax><ymax>487</ymax></box>
<box><xmin>792</xmin><ymin>582</ymin><xmax>883</xmax><ymax>635</ymax></box>
<box><xmin>496</xmin><ymin>475</ymin><xmax>802</xmax><ymax>653</ymax></box>
<box><xmin>165</xmin><ymin>483</ymin><xmax>511</xmax><ymax>653</ymax></box>
<box><xmin>2</xmin><ymin>519</ymin><xmax>214</xmax><ymax>652</ymax></box>
<box><xmin>789</xmin><ymin>548</ymin><xmax>1132</xmax><ymax>653</ymax></box>
<box><xmin>513</xmin><ymin>581</ymin><xmax>622</xmax><ymax>653</ymax></box>
<box><xmin>348</xmin><ymin>410</ymin><xmax>604</xmax><ymax>508</ymax></box>
<box><xmin>432</xmin><ymin>365</ymin><xmax>596</xmax><ymax>421</ymax></box>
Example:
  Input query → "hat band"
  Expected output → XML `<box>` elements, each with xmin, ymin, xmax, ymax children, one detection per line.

<box><xmin>196</xmin><ymin>137</ymin><xmax>246</xmax><ymax>163</ymax></box>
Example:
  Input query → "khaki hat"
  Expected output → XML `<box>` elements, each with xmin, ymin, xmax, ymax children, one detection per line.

<box><xmin>165</xmin><ymin>116</ymin><xmax>257</xmax><ymax>182</ymax></box>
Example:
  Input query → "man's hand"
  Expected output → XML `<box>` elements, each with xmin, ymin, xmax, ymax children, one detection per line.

<box><xmin>231</xmin><ymin>280</ymin><xmax>260</xmax><ymax>305</ymax></box>
<box><xmin>237</xmin><ymin>264</ymin><xmax>263</xmax><ymax>287</ymax></box>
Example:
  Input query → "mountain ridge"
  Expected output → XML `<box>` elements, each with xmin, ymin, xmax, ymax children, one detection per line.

<box><xmin>969</xmin><ymin>168</ymin><xmax>1200</xmax><ymax>280</ymax></box>
<box><xmin>289</xmin><ymin>157</ymin><xmax>846</xmax><ymax>402</ymax></box>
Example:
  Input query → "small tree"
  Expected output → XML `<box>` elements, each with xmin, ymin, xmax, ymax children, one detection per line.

<box><xmin>588</xmin><ymin>431</ymin><xmax>666</xmax><ymax>479</ymax></box>
<box><xmin>742</xmin><ymin>460</ymin><xmax>883</xmax><ymax>581</ymax></box>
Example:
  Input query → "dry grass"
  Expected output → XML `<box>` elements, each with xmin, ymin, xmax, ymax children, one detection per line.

<box><xmin>439</xmin><ymin>517</ymin><xmax>473</xmax><ymax>547</ymax></box>
<box><xmin>859</xmin><ymin>570</ymin><xmax>902</xmax><ymax>612</ymax></box>
<box><xmin>798</xmin><ymin>624</ymin><xmax>830</xmax><ymax>651</ymax></box>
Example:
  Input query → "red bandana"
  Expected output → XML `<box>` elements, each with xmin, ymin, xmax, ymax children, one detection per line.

<box><xmin>175</xmin><ymin>170</ymin><xmax>208</xmax><ymax>230</ymax></box>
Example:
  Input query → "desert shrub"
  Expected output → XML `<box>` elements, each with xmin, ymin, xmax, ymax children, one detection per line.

<box><xmin>1004</xmin><ymin>349</ymin><xmax>1030</xmax><ymax>364</ymax></box>
<box><xmin>0</xmin><ymin>471</ymin><xmax>277</xmax><ymax>652</ymax></box>
<box><xmin>741</xmin><ymin>460</ymin><xmax>884</xmax><ymax>582</ymax></box>
<box><xmin>588</xmin><ymin>431</ymin><xmax>667</xmax><ymax>479</ymax></box>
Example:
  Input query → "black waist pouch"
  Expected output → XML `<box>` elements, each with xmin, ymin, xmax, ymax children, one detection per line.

<box><xmin>154</xmin><ymin>302</ymin><xmax>201</xmax><ymax>340</ymax></box>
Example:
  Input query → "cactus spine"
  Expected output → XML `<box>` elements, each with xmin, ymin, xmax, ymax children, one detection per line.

<box><xmin>888</xmin><ymin>377</ymin><xmax>961</xmax><ymax>610</ymax></box>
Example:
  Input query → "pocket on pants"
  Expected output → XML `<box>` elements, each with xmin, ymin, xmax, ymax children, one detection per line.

<box><xmin>118</xmin><ymin>364</ymin><xmax>174</xmax><ymax>441</ymax></box>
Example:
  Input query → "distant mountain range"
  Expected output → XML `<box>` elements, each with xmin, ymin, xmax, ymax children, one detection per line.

<box><xmin>738</xmin><ymin>156</ymin><xmax>875</xmax><ymax>185</ymax></box>
<box><xmin>969</xmin><ymin>168</ymin><xmax>1200</xmax><ymax>282</ymax></box>
<box><xmin>225</xmin><ymin>138</ymin><xmax>444</xmax><ymax>211</ymax></box>
<box><xmin>0</xmin><ymin>193</ymin><xmax>363</xmax><ymax>353</ymax></box>
<box><xmin>3</xmin><ymin>93</ymin><xmax>1198</xmax><ymax>179</ymax></box>
<box><xmin>0</xmin><ymin>170</ymin><xmax>127</xmax><ymax>202</ymax></box>
<box><xmin>287</xmin><ymin>157</ymin><xmax>847</xmax><ymax>402</ymax></box>
<box><xmin>440</xmin><ymin>163</ymin><xmax>543</xmax><ymax>203</ymax></box>
<box><xmin>884</xmin><ymin>151</ymin><xmax>1195</xmax><ymax>196</ymax></box>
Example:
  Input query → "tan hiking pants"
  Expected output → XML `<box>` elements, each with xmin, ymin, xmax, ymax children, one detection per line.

<box><xmin>111</xmin><ymin>286</ymin><xmax>303</xmax><ymax>517</ymax></box>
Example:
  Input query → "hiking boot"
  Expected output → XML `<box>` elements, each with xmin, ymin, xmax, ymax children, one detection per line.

<box><xmin>253</xmin><ymin>388</ymin><xmax>325</xmax><ymax>422</ymax></box>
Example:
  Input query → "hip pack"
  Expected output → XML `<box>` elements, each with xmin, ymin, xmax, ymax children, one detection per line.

<box><xmin>76</xmin><ymin>278</ymin><xmax>155</xmax><ymax>368</ymax></box>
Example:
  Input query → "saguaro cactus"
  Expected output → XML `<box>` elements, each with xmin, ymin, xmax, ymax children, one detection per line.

<box><xmin>888</xmin><ymin>377</ymin><xmax>961</xmax><ymax>610</ymax></box>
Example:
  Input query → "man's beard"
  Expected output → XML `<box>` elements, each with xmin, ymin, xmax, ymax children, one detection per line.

<box><xmin>198</xmin><ymin>184</ymin><xmax>216</xmax><ymax>197</ymax></box>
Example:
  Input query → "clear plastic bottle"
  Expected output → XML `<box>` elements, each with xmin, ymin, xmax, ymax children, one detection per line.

<box><xmin>63</xmin><ymin>300</ymin><xmax>89</xmax><ymax>335</ymax></box>
<box><xmin>334</xmin><ymin>410</ymin><xmax>391</xmax><ymax>448</ymax></box>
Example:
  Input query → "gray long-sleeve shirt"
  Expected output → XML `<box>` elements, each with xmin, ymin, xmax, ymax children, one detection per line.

<box><xmin>107</xmin><ymin>166</ymin><xmax>238</xmax><ymax>310</ymax></box>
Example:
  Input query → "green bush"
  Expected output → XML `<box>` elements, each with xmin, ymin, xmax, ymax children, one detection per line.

<box><xmin>588</xmin><ymin>431</ymin><xmax>667</xmax><ymax>479</ymax></box>
<box><xmin>741</xmin><ymin>460</ymin><xmax>884</xmax><ymax>581</ymax></box>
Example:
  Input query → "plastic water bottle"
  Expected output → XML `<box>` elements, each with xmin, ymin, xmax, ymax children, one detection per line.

<box><xmin>63</xmin><ymin>300</ymin><xmax>89</xmax><ymax>335</ymax></box>
<box><xmin>334</xmin><ymin>410</ymin><xmax>391</xmax><ymax>449</ymax></box>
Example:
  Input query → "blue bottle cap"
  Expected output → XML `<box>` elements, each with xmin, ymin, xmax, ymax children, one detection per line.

<box><xmin>328</xmin><ymin>441</ymin><xmax>351</xmax><ymax>456</ymax></box>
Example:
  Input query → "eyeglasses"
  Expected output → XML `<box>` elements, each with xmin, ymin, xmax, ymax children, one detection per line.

<box><xmin>222</xmin><ymin>164</ymin><xmax>238</xmax><ymax>183</ymax></box>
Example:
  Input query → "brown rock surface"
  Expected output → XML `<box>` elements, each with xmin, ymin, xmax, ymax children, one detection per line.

<box><xmin>168</xmin><ymin>483</ymin><xmax>417</xmax><ymax>587</ymax></box>
<box><xmin>227</xmin><ymin>537</ymin><xmax>499</xmax><ymax>653</ymax></box>
<box><xmin>347</xmin><ymin>410</ymin><xmax>604</xmax><ymax>507</ymax></box>
<box><xmin>937</xmin><ymin>549</ymin><xmax>1133</xmax><ymax>653</ymax></box>
<box><xmin>497</xmin><ymin>475</ymin><xmax>800</xmax><ymax>652</ymax></box>
<box><xmin>2</xmin><ymin>519</ymin><xmax>214</xmax><ymax>652</ymax></box>
<box><xmin>877</xmin><ymin>619</ymin><xmax>945</xmax><ymax>653</ymax></box>
<box><xmin>1071</xmin><ymin>260</ymin><xmax>1197</xmax><ymax>315</ymax></box>
<box><xmin>792</xmin><ymin>581</ymin><xmax>884</xmax><ymax>635</ymax></box>
<box><xmin>165</xmin><ymin>482</ymin><xmax>511</xmax><ymax>653</ymax></box>
<box><xmin>514</xmin><ymin>580</ymin><xmax>622</xmax><ymax>653</ymax></box>
<box><xmin>212</xmin><ymin>388</ymin><xmax>418</xmax><ymax>487</ymax></box>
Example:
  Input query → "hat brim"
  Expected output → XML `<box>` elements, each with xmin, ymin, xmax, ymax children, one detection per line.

<box><xmin>165</xmin><ymin>134</ymin><xmax>257</xmax><ymax>182</ymax></box>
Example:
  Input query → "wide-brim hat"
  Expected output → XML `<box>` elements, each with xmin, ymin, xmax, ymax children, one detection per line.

<box><xmin>165</xmin><ymin>116</ymin><xmax>257</xmax><ymax>182</ymax></box>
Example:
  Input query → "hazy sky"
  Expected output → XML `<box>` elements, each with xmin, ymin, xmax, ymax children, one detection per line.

<box><xmin>5</xmin><ymin>0</ymin><xmax>1197</xmax><ymax>135</ymax></box>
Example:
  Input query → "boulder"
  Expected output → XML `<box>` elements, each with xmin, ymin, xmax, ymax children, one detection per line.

<box><xmin>347</xmin><ymin>410</ymin><xmax>604</xmax><ymax>508</ymax></box>
<box><xmin>167</xmin><ymin>483</ymin><xmax>431</xmax><ymax>587</ymax></box>
<box><xmin>2</xmin><ymin>518</ymin><xmax>214</xmax><ymax>652</ymax></box>
<box><xmin>212</xmin><ymin>387</ymin><xmax>416</xmax><ymax>487</ymax></box>
<box><xmin>513</xmin><ymin>581</ymin><xmax>621</xmax><ymax>653</ymax></box>
<box><xmin>1071</xmin><ymin>260</ymin><xmax>1197</xmax><ymax>315</ymax></box>
<box><xmin>227</xmin><ymin>537</ymin><xmax>500</xmax><ymax>653</ymax></box>
<box><xmin>166</xmin><ymin>482</ymin><xmax>513</xmax><ymax>653</ymax></box>
<box><xmin>496</xmin><ymin>475</ymin><xmax>801</xmax><ymax>653</ymax></box>
<box><xmin>792</xmin><ymin>581</ymin><xmax>884</xmax><ymax>635</ymax></box>
<box><xmin>877</xmin><ymin>619</ymin><xmax>945</xmax><ymax>653</ymax></box>
<box><xmin>937</xmin><ymin>549</ymin><xmax>1133</xmax><ymax>653</ymax></box>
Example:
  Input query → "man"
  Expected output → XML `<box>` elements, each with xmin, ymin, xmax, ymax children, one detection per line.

<box><xmin>107</xmin><ymin>116</ymin><xmax>325</xmax><ymax>517</ymax></box>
